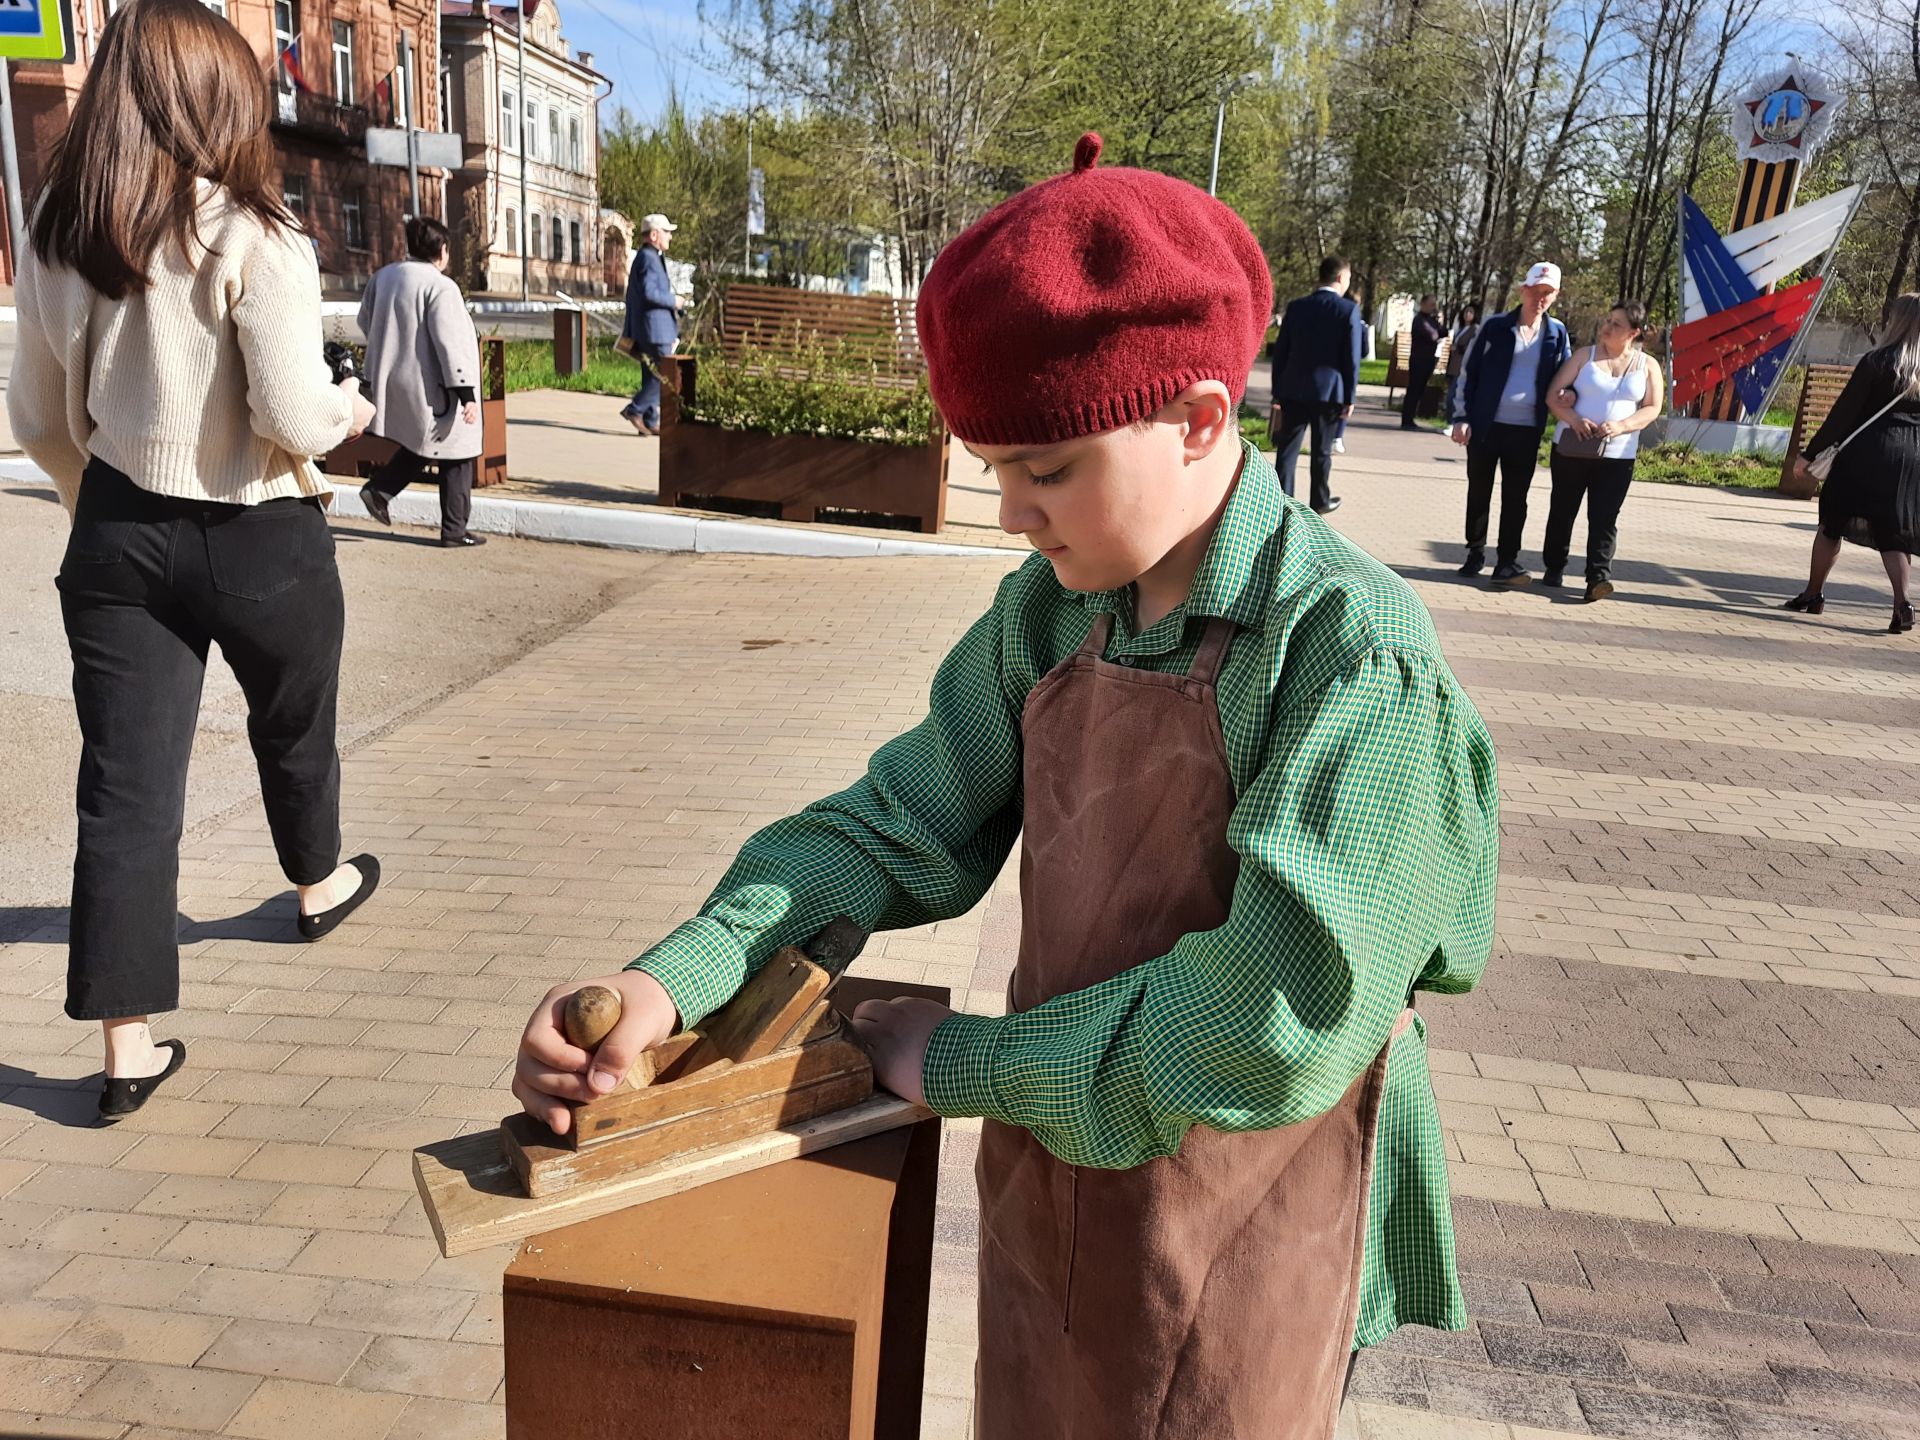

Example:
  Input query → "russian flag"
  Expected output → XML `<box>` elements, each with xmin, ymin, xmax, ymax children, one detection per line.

<box><xmin>278</xmin><ymin>37</ymin><xmax>311</xmax><ymax>94</ymax></box>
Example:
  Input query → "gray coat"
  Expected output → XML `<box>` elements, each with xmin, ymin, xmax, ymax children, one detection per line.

<box><xmin>359</xmin><ymin>259</ymin><xmax>482</xmax><ymax>461</ymax></box>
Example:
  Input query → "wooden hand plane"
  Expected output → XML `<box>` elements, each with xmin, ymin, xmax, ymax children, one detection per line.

<box><xmin>500</xmin><ymin>918</ymin><xmax>875</xmax><ymax>1198</ymax></box>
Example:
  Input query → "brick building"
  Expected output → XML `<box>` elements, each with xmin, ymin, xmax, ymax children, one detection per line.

<box><xmin>5</xmin><ymin>0</ymin><xmax>446</xmax><ymax>290</ymax></box>
<box><xmin>440</xmin><ymin>0</ymin><xmax>610</xmax><ymax>297</ymax></box>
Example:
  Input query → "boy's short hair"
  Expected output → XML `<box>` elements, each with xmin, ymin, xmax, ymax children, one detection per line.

<box><xmin>915</xmin><ymin>133</ymin><xmax>1270</xmax><ymax>447</ymax></box>
<box><xmin>405</xmin><ymin>216</ymin><xmax>450</xmax><ymax>263</ymax></box>
<box><xmin>1318</xmin><ymin>255</ymin><xmax>1351</xmax><ymax>285</ymax></box>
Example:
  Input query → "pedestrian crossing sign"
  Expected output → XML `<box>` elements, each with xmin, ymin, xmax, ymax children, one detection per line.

<box><xmin>0</xmin><ymin>0</ymin><xmax>75</xmax><ymax>62</ymax></box>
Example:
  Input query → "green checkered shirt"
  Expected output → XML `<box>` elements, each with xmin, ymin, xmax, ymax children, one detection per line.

<box><xmin>632</xmin><ymin>439</ymin><xmax>1500</xmax><ymax>1345</ymax></box>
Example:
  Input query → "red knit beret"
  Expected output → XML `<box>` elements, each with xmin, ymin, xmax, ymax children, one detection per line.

<box><xmin>916</xmin><ymin>133</ymin><xmax>1273</xmax><ymax>446</ymax></box>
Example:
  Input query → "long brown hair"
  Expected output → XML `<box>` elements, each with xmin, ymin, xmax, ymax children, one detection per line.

<box><xmin>30</xmin><ymin>0</ymin><xmax>292</xmax><ymax>298</ymax></box>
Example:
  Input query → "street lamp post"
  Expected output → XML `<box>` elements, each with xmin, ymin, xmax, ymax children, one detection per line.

<box><xmin>1208</xmin><ymin>72</ymin><xmax>1263</xmax><ymax>197</ymax></box>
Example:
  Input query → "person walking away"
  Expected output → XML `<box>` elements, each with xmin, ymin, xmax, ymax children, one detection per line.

<box><xmin>1540</xmin><ymin>301</ymin><xmax>1664</xmax><ymax>602</ymax></box>
<box><xmin>7</xmin><ymin>0</ymin><xmax>383</xmax><ymax>1121</ymax></box>
<box><xmin>1450</xmin><ymin>262</ymin><xmax>1571</xmax><ymax>584</ymax></box>
<box><xmin>1270</xmin><ymin>254</ymin><xmax>1364</xmax><ymax>514</ymax></box>
<box><xmin>513</xmin><ymin>133</ymin><xmax>1500</xmax><ymax>1440</ymax></box>
<box><xmin>619</xmin><ymin>214</ymin><xmax>683</xmax><ymax>436</ymax></box>
<box><xmin>1445</xmin><ymin>303</ymin><xmax>1482</xmax><ymax>425</ymax></box>
<box><xmin>357</xmin><ymin>217</ymin><xmax>487</xmax><ymax>548</ymax></box>
<box><xmin>1400</xmin><ymin>295</ymin><xmax>1446</xmax><ymax>430</ymax></box>
<box><xmin>1785</xmin><ymin>291</ymin><xmax>1920</xmax><ymax>632</ymax></box>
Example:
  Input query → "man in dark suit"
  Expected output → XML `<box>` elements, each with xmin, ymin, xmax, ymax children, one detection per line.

<box><xmin>1400</xmin><ymin>294</ymin><xmax>1446</xmax><ymax>429</ymax></box>
<box><xmin>619</xmin><ymin>213</ymin><xmax>683</xmax><ymax>437</ymax></box>
<box><xmin>1269</xmin><ymin>254</ymin><xmax>1363</xmax><ymax>514</ymax></box>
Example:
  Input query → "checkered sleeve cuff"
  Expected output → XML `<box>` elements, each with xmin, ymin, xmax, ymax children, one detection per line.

<box><xmin>626</xmin><ymin>918</ymin><xmax>750</xmax><ymax>1032</ymax></box>
<box><xmin>922</xmin><ymin>1012</ymin><xmax>1006</xmax><ymax>1120</ymax></box>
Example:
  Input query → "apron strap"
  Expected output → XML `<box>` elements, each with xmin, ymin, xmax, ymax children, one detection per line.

<box><xmin>1077</xmin><ymin>613</ymin><xmax>1114</xmax><ymax>659</ymax></box>
<box><xmin>1187</xmin><ymin>616</ymin><xmax>1236</xmax><ymax>686</ymax></box>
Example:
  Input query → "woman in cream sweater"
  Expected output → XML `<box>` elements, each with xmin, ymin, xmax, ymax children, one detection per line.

<box><xmin>8</xmin><ymin>0</ymin><xmax>383</xmax><ymax>1119</ymax></box>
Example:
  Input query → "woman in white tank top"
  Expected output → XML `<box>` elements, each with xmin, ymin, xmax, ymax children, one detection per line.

<box><xmin>1541</xmin><ymin>302</ymin><xmax>1666</xmax><ymax>601</ymax></box>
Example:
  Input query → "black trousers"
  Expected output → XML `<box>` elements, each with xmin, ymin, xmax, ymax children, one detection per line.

<box><xmin>1543</xmin><ymin>451</ymin><xmax>1636</xmax><ymax>585</ymax></box>
<box><xmin>1400</xmin><ymin>355</ymin><xmax>1438</xmax><ymax>426</ymax></box>
<box><xmin>57</xmin><ymin>461</ymin><xmax>345</xmax><ymax>1020</ymax></box>
<box><xmin>1273</xmin><ymin>400</ymin><xmax>1342</xmax><ymax>510</ymax></box>
<box><xmin>365</xmin><ymin>447</ymin><xmax>475</xmax><ymax>543</ymax></box>
<box><xmin>1464</xmin><ymin>422</ymin><xmax>1544</xmax><ymax>563</ymax></box>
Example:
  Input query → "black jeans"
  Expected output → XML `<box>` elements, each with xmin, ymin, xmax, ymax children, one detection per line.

<box><xmin>1401</xmin><ymin>354</ymin><xmax>1438</xmax><ymax>426</ymax></box>
<box><xmin>1273</xmin><ymin>400</ymin><xmax>1343</xmax><ymax>510</ymax></box>
<box><xmin>1464</xmin><ymin>422</ymin><xmax>1544</xmax><ymax>563</ymax></box>
<box><xmin>365</xmin><ymin>447</ymin><xmax>475</xmax><ymax>543</ymax></box>
<box><xmin>57</xmin><ymin>461</ymin><xmax>345</xmax><ymax>1020</ymax></box>
<box><xmin>1543</xmin><ymin>451</ymin><xmax>1636</xmax><ymax>585</ymax></box>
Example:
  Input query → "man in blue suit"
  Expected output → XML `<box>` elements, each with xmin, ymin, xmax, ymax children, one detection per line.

<box><xmin>1269</xmin><ymin>255</ymin><xmax>1364</xmax><ymax>514</ymax></box>
<box><xmin>620</xmin><ymin>213</ymin><xmax>683</xmax><ymax>436</ymax></box>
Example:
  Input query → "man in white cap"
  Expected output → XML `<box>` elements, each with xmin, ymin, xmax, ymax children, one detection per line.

<box><xmin>619</xmin><ymin>213</ymin><xmax>684</xmax><ymax>436</ymax></box>
<box><xmin>1449</xmin><ymin>261</ymin><xmax>1571</xmax><ymax>584</ymax></box>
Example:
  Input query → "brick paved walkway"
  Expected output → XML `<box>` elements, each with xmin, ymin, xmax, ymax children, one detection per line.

<box><xmin>3</xmin><ymin>408</ymin><xmax>1918</xmax><ymax>1439</ymax></box>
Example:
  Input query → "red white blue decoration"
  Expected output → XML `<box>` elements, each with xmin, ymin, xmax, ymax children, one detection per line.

<box><xmin>1732</xmin><ymin>65</ymin><xmax>1840</xmax><ymax>166</ymax></box>
<box><xmin>1671</xmin><ymin>184</ymin><xmax>1860</xmax><ymax>412</ymax></box>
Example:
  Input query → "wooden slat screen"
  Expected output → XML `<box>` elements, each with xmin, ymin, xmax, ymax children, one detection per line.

<box><xmin>719</xmin><ymin>284</ymin><xmax>924</xmax><ymax>380</ymax></box>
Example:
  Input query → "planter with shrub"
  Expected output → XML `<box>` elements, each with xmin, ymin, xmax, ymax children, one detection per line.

<box><xmin>657</xmin><ymin>348</ymin><xmax>948</xmax><ymax>534</ymax></box>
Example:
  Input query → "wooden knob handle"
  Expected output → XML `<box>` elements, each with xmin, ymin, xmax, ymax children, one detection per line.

<box><xmin>563</xmin><ymin>985</ymin><xmax>622</xmax><ymax>1052</ymax></box>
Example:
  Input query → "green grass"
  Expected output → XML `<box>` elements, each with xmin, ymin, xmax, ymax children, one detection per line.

<box><xmin>1358</xmin><ymin>358</ymin><xmax>1390</xmax><ymax>387</ymax></box>
<box><xmin>498</xmin><ymin>337</ymin><xmax>641</xmax><ymax>397</ymax></box>
<box><xmin>1633</xmin><ymin>442</ymin><xmax>1781</xmax><ymax>490</ymax></box>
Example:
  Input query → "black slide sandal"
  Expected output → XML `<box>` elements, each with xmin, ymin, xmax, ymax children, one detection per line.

<box><xmin>99</xmin><ymin>1038</ymin><xmax>187</xmax><ymax>1121</ymax></box>
<box><xmin>296</xmin><ymin>854</ymin><xmax>381</xmax><ymax>942</ymax></box>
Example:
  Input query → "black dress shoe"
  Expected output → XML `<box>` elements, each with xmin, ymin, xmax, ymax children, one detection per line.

<box><xmin>359</xmin><ymin>486</ymin><xmax>392</xmax><ymax>527</ymax></box>
<box><xmin>1313</xmin><ymin>496</ymin><xmax>1342</xmax><ymax>515</ymax></box>
<box><xmin>1491</xmin><ymin>562</ymin><xmax>1532</xmax><ymax>587</ymax></box>
<box><xmin>1783</xmin><ymin>591</ymin><xmax>1825</xmax><ymax>615</ymax></box>
<box><xmin>1893</xmin><ymin>601</ymin><xmax>1915</xmax><ymax>634</ymax></box>
<box><xmin>441</xmin><ymin>534</ymin><xmax>488</xmax><ymax>548</ymax></box>
<box><xmin>1540</xmin><ymin>570</ymin><xmax>1564</xmax><ymax>588</ymax></box>
<box><xmin>297</xmin><ymin>854</ymin><xmax>381</xmax><ymax>942</ymax></box>
<box><xmin>99</xmin><ymin>1039</ymin><xmax>187</xmax><ymax>1122</ymax></box>
<box><xmin>1457</xmin><ymin>551</ymin><xmax>1485</xmax><ymax>577</ymax></box>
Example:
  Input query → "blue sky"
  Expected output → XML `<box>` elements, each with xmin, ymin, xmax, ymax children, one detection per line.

<box><xmin>548</xmin><ymin>0</ymin><xmax>745</xmax><ymax>124</ymax></box>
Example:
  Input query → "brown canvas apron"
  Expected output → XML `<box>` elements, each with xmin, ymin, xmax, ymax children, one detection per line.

<box><xmin>975</xmin><ymin>613</ymin><xmax>1409</xmax><ymax>1440</ymax></box>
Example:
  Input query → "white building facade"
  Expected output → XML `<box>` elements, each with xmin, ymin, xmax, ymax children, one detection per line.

<box><xmin>439</xmin><ymin>0</ymin><xmax>607</xmax><ymax>296</ymax></box>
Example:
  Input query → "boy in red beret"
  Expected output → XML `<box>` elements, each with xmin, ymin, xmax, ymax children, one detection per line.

<box><xmin>513</xmin><ymin>134</ymin><xmax>1499</xmax><ymax>1439</ymax></box>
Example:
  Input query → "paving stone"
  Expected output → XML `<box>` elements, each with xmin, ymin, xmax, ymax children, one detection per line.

<box><xmin>1576</xmin><ymin>1250</ymin><xmax>1726</xmax><ymax>1307</ymax></box>
<box><xmin>1670</xmin><ymin>1306</ymin><xmax>1827</xmax><ymax>1366</ymax></box>
<box><xmin>0</xmin><ymin>1350</ymin><xmax>109</xmax><ymax>1416</ymax></box>
<box><xmin>1525</xmin><ymin>1284</ymin><xmax>1683</xmax><ymax>1342</ymax></box>
<box><xmin>1419</xmin><ymin>1359</ymin><xmax>1589</xmax><ymax>1431</ymax></box>
<box><xmin>1480</xmin><ymin>1321</ymin><xmax>1634</xmax><ymax>1381</ymax></box>
<box><xmin>223</xmin><ymin>1376</ymin><xmax>409</xmax><ymax>1439</ymax></box>
<box><xmin>48</xmin><ymin>1304</ymin><xmax>229</xmax><ymax>1365</ymax></box>
<box><xmin>1768</xmin><ymin>1364</ymin><xmax>1920</xmax><ymax>1422</ymax></box>
<box><xmin>1573</xmin><ymin>1383</ymin><xmax>1737</xmax><ymax>1438</ymax></box>
<box><xmin>1714</xmin><ymin>1272</ymin><xmax>1864</xmax><ymax>1325</ymax></box>
<box><xmin>69</xmin><ymin>1359</ymin><xmax>260</xmax><ymax>1430</ymax></box>
<box><xmin>344</xmin><ymin>1335</ymin><xmax>503</xmax><ymax>1403</ymax></box>
<box><xmin>1723</xmin><ymin>1404</ymin><xmax>1889</xmax><ymax>1440</ymax></box>
<box><xmin>1619</xmin><ymin>1339</ymin><xmax>1785</xmax><ymax>1405</ymax></box>
<box><xmin>197</xmin><ymin>1318</ymin><xmax>374</xmax><ymax>1385</ymax></box>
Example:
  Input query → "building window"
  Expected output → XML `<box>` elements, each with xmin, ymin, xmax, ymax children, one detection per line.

<box><xmin>529</xmin><ymin>212</ymin><xmax>542</xmax><ymax>259</ymax></box>
<box><xmin>525</xmin><ymin>98</ymin><xmax>538</xmax><ymax>158</ymax></box>
<box><xmin>569</xmin><ymin>220</ymin><xmax>582</xmax><ymax>264</ymax></box>
<box><xmin>551</xmin><ymin>216</ymin><xmax>563</xmax><ymax>262</ymax></box>
<box><xmin>283</xmin><ymin>175</ymin><xmax>308</xmax><ymax>222</ymax></box>
<box><xmin>331</xmin><ymin>20</ymin><xmax>354</xmax><ymax>103</ymax></box>
<box><xmin>504</xmin><ymin>207</ymin><xmax>517</xmax><ymax>255</ymax></box>
<box><xmin>569</xmin><ymin>115</ymin><xmax>583</xmax><ymax>171</ymax></box>
<box><xmin>202</xmin><ymin>0</ymin><xmax>227</xmax><ymax>15</ymax></box>
<box><xmin>548</xmin><ymin>107</ymin><xmax>560</xmax><ymax>165</ymax></box>
<box><xmin>272</xmin><ymin>0</ymin><xmax>296</xmax><ymax>87</ymax></box>
<box><xmin>343</xmin><ymin>188</ymin><xmax>367</xmax><ymax>250</ymax></box>
<box><xmin>501</xmin><ymin>88</ymin><xmax>518</xmax><ymax>152</ymax></box>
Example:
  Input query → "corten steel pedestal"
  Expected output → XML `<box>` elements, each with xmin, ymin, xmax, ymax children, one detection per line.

<box><xmin>502</xmin><ymin>979</ymin><xmax>946</xmax><ymax>1440</ymax></box>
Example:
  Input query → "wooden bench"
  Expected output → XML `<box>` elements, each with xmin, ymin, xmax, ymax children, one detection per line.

<box><xmin>1780</xmin><ymin>362</ymin><xmax>1852</xmax><ymax>497</ymax></box>
<box><xmin>1385</xmin><ymin>328</ymin><xmax>1451</xmax><ymax>414</ymax></box>
<box><xmin>719</xmin><ymin>284</ymin><xmax>923</xmax><ymax>385</ymax></box>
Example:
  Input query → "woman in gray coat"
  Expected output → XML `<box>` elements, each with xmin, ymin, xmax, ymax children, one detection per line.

<box><xmin>358</xmin><ymin>217</ymin><xmax>486</xmax><ymax>546</ymax></box>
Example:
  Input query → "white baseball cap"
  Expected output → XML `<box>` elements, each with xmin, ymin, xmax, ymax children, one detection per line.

<box><xmin>642</xmin><ymin>213</ymin><xmax>678</xmax><ymax>233</ymax></box>
<box><xmin>1524</xmin><ymin>261</ymin><xmax>1562</xmax><ymax>289</ymax></box>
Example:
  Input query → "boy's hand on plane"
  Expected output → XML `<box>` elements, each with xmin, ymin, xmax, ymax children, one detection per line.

<box><xmin>512</xmin><ymin>970</ymin><xmax>679</xmax><ymax>1137</ymax></box>
<box><xmin>848</xmin><ymin>997</ymin><xmax>955</xmax><ymax>1108</ymax></box>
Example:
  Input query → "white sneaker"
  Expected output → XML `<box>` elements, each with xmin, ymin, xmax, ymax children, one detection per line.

<box><xmin>1332</xmin><ymin>438</ymin><xmax>1346</xmax><ymax>454</ymax></box>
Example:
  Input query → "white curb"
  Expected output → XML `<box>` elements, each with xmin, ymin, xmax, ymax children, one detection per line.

<box><xmin>0</xmin><ymin>457</ymin><xmax>1008</xmax><ymax>560</ymax></box>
